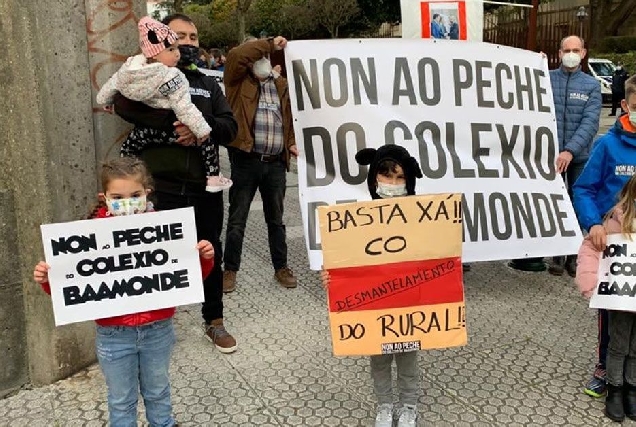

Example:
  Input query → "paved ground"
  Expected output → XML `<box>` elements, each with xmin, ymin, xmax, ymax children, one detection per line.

<box><xmin>0</xmin><ymin>111</ymin><xmax>625</xmax><ymax>426</ymax></box>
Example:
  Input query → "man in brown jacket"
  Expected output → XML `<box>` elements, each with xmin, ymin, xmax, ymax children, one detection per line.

<box><xmin>222</xmin><ymin>35</ymin><xmax>299</xmax><ymax>292</ymax></box>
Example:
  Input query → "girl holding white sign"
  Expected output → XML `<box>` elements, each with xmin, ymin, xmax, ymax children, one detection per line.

<box><xmin>322</xmin><ymin>145</ymin><xmax>423</xmax><ymax>427</ymax></box>
<box><xmin>33</xmin><ymin>157</ymin><xmax>215</xmax><ymax>427</ymax></box>
<box><xmin>576</xmin><ymin>175</ymin><xmax>636</xmax><ymax>423</ymax></box>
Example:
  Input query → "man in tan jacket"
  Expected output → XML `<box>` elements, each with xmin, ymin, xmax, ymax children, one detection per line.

<box><xmin>222</xmin><ymin>35</ymin><xmax>298</xmax><ymax>292</ymax></box>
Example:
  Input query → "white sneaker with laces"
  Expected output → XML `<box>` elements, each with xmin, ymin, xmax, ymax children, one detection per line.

<box><xmin>375</xmin><ymin>403</ymin><xmax>393</xmax><ymax>427</ymax></box>
<box><xmin>396</xmin><ymin>404</ymin><xmax>417</xmax><ymax>427</ymax></box>
<box><xmin>206</xmin><ymin>173</ymin><xmax>233</xmax><ymax>193</ymax></box>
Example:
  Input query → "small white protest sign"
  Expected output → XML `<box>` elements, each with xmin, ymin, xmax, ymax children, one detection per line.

<box><xmin>590</xmin><ymin>234</ymin><xmax>636</xmax><ymax>312</ymax></box>
<box><xmin>40</xmin><ymin>207</ymin><xmax>204</xmax><ymax>325</ymax></box>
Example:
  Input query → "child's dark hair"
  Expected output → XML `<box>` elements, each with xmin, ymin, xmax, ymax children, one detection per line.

<box><xmin>87</xmin><ymin>157</ymin><xmax>154</xmax><ymax>219</ymax></box>
<box><xmin>377</xmin><ymin>159</ymin><xmax>402</xmax><ymax>177</ymax></box>
<box><xmin>162</xmin><ymin>13</ymin><xmax>194</xmax><ymax>26</ymax></box>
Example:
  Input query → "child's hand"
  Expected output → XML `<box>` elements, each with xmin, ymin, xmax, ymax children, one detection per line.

<box><xmin>589</xmin><ymin>225</ymin><xmax>607</xmax><ymax>251</ymax></box>
<box><xmin>197</xmin><ymin>240</ymin><xmax>215</xmax><ymax>259</ymax></box>
<box><xmin>33</xmin><ymin>261</ymin><xmax>50</xmax><ymax>284</ymax></box>
<box><xmin>320</xmin><ymin>269</ymin><xmax>330</xmax><ymax>290</ymax></box>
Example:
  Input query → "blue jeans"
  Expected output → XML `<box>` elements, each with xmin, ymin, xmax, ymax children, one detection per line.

<box><xmin>224</xmin><ymin>150</ymin><xmax>288</xmax><ymax>271</ymax></box>
<box><xmin>95</xmin><ymin>318</ymin><xmax>176</xmax><ymax>427</ymax></box>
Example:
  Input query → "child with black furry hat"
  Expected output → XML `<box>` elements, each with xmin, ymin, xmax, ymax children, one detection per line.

<box><xmin>322</xmin><ymin>144</ymin><xmax>424</xmax><ymax>427</ymax></box>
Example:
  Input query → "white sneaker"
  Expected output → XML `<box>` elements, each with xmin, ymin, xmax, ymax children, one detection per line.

<box><xmin>375</xmin><ymin>403</ymin><xmax>393</xmax><ymax>427</ymax></box>
<box><xmin>206</xmin><ymin>173</ymin><xmax>233</xmax><ymax>193</ymax></box>
<box><xmin>396</xmin><ymin>404</ymin><xmax>417</xmax><ymax>427</ymax></box>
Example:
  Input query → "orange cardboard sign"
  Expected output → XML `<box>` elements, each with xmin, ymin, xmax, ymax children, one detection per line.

<box><xmin>319</xmin><ymin>194</ymin><xmax>467</xmax><ymax>356</ymax></box>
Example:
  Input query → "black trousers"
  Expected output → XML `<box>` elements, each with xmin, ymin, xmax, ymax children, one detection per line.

<box><xmin>154</xmin><ymin>189</ymin><xmax>224</xmax><ymax>324</ymax></box>
<box><xmin>224</xmin><ymin>150</ymin><xmax>288</xmax><ymax>271</ymax></box>
<box><xmin>611</xmin><ymin>91</ymin><xmax>624</xmax><ymax>116</ymax></box>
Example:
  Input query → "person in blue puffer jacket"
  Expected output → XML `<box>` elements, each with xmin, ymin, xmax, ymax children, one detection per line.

<box><xmin>548</xmin><ymin>35</ymin><xmax>602</xmax><ymax>277</ymax></box>
<box><xmin>510</xmin><ymin>35</ymin><xmax>602</xmax><ymax>274</ymax></box>
<box><xmin>573</xmin><ymin>75</ymin><xmax>636</xmax><ymax>401</ymax></box>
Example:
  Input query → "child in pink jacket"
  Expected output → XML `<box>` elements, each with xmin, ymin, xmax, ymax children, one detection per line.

<box><xmin>576</xmin><ymin>174</ymin><xmax>636</xmax><ymax>422</ymax></box>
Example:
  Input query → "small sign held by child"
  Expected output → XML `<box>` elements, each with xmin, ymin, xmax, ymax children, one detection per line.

<box><xmin>590</xmin><ymin>234</ymin><xmax>636</xmax><ymax>312</ymax></box>
<box><xmin>319</xmin><ymin>193</ymin><xmax>467</xmax><ymax>356</ymax></box>
<box><xmin>40</xmin><ymin>207</ymin><xmax>204</xmax><ymax>325</ymax></box>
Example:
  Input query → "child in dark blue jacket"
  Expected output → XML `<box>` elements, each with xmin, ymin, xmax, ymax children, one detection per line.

<box><xmin>573</xmin><ymin>74</ymin><xmax>636</xmax><ymax>399</ymax></box>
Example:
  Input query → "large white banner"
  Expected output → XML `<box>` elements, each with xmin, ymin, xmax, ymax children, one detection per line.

<box><xmin>590</xmin><ymin>235</ymin><xmax>636</xmax><ymax>312</ymax></box>
<box><xmin>41</xmin><ymin>208</ymin><xmax>204</xmax><ymax>325</ymax></box>
<box><xmin>400</xmin><ymin>0</ymin><xmax>484</xmax><ymax>41</ymax></box>
<box><xmin>284</xmin><ymin>39</ymin><xmax>583</xmax><ymax>270</ymax></box>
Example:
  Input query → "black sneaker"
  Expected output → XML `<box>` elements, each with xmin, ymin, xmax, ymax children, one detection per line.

<box><xmin>565</xmin><ymin>255</ymin><xmax>577</xmax><ymax>278</ymax></box>
<box><xmin>547</xmin><ymin>256</ymin><xmax>565</xmax><ymax>276</ymax></box>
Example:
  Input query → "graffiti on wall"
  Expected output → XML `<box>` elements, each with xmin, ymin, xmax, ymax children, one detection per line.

<box><xmin>86</xmin><ymin>0</ymin><xmax>141</xmax><ymax>155</ymax></box>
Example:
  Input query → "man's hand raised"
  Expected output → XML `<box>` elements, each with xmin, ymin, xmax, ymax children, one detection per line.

<box><xmin>273</xmin><ymin>36</ymin><xmax>287</xmax><ymax>50</ymax></box>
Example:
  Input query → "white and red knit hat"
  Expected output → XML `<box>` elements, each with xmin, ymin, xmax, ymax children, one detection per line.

<box><xmin>138</xmin><ymin>16</ymin><xmax>178</xmax><ymax>58</ymax></box>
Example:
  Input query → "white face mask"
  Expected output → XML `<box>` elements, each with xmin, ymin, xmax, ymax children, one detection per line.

<box><xmin>628</xmin><ymin>108</ymin><xmax>636</xmax><ymax>126</ymax></box>
<box><xmin>105</xmin><ymin>195</ymin><xmax>147</xmax><ymax>216</ymax></box>
<box><xmin>376</xmin><ymin>182</ymin><xmax>407</xmax><ymax>199</ymax></box>
<box><xmin>561</xmin><ymin>52</ymin><xmax>581</xmax><ymax>69</ymax></box>
<box><xmin>253</xmin><ymin>57</ymin><xmax>272</xmax><ymax>79</ymax></box>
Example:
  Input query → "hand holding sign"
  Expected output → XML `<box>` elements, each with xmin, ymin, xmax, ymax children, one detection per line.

<box><xmin>590</xmin><ymin>225</ymin><xmax>608</xmax><ymax>251</ymax></box>
<box><xmin>320</xmin><ymin>269</ymin><xmax>330</xmax><ymax>290</ymax></box>
<box><xmin>556</xmin><ymin>151</ymin><xmax>573</xmax><ymax>173</ymax></box>
<box><xmin>197</xmin><ymin>240</ymin><xmax>215</xmax><ymax>259</ymax></box>
<box><xmin>273</xmin><ymin>36</ymin><xmax>287</xmax><ymax>50</ymax></box>
<box><xmin>33</xmin><ymin>261</ymin><xmax>50</xmax><ymax>284</ymax></box>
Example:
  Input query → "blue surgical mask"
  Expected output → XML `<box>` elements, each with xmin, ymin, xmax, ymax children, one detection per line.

<box><xmin>376</xmin><ymin>183</ymin><xmax>407</xmax><ymax>198</ymax></box>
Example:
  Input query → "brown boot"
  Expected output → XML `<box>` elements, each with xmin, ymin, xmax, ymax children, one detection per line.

<box><xmin>223</xmin><ymin>270</ymin><xmax>237</xmax><ymax>293</ymax></box>
<box><xmin>275</xmin><ymin>267</ymin><xmax>297</xmax><ymax>288</ymax></box>
<box><xmin>202</xmin><ymin>320</ymin><xmax>237</xmax><ymax>354</ymax></box>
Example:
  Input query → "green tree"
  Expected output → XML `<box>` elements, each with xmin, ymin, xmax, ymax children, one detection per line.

<box><xmin>589</xmin><ymin>0</ymin><xmax>636</xmax><ymax>49</ymax></box>
<box><xmin>250</xmin><ymin>0</ymin><xmax>285</xmax><ymax>36</ymax></box>
<box><xmin>278</xmin><ymin>1</ymin><xmax>317</xmax><ymax>39</ymax></box>
<box><xmin>184</xmin><ymin>1</ymin><xmax>238</xmax><ymax>47</ymax></box>
<box><xmin>248</xmin><ymin>0</ymin><xmax>316</xmax><ymax>39</ymax></box>
<box><xmin>154</xmin><ymin>0</ymin><xmax>212</xmax><ymax>16</ymax></box>
<box><xmin>356</xmin><ymin>0</ymin><xmax>400</xmax><ymax>25</ymax></box>
<box><xmin>309</xmin><ymin>0</ymin><xmax>360</xmax><ymax>38</ymax></box>
<box><xmin>237</xmin><ymin>0</ymin><xmax>255</xmax><ymax>42</ymax></box>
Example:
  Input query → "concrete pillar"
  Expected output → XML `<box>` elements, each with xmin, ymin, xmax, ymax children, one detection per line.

<box><xmin>0</xmin><ymin>0</ymin><xmax>145</xmax><ymax>387</ymax></box>
<box><xmin>86</xmin><ymin>0</ymin><xmax>145</xmax><ymax>162</ymax></box>
<box><xmin>0</xmin><ymin>191</ymin><xmax>27</xmax><ymax>397</ymax></box>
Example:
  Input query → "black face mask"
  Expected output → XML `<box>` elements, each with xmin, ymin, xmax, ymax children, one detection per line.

<box><xmin>178</xmin><ymin>44</ymin><xmax>199</xmax><ymax>67</ymax></box>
